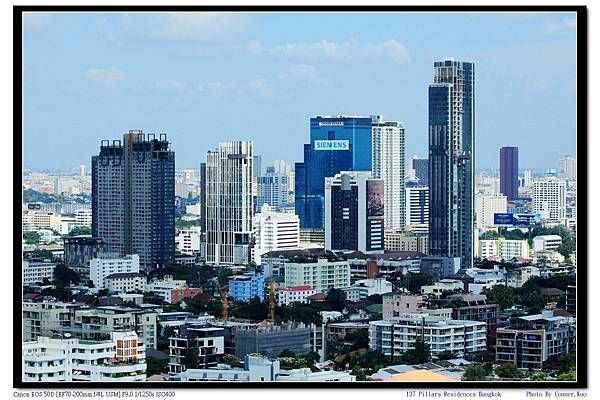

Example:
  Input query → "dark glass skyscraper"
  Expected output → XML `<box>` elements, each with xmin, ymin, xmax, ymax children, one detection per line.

<box><xmin>92</xmin><ymin>130</ymin><xmax>175</xmax><ymax>269</ymax></box>
<box><xmin>500</xmin><ymin>146</ymin><xmax>519</xmax><ymax>200</ymax></box>
<box><xmin>295</xmin><ymin>116</ymin><xmax>373</xmax><ymax>229</ymax></box>
<box><xmin>411</xmin><ymin>156</ymin><xmax>429</xmax><ymax>186</ymax></box>
<box><xmin>428</xmin><ymin>60</ymin><xmax>475</xmax><ymax>269</ymax></box>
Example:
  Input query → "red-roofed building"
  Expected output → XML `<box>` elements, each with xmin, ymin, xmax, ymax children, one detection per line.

<box><xmin>306</xmin><ymin>292</ymin><xmax>327</xmax><ymax>304</ymax></box>
<box><xmin>171</xmin><ymin>287</ymin><xmax>203</xmax><ymax>304</ymax></box>
<box><xmin>278</xmin><ymin>285</ymin><xmax>317</xmax><ymax>306</ymax></box>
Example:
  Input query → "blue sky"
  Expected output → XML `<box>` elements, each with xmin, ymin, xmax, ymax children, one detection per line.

<box><xmin>22</xmin><ymin>11</ymin><xmax>577</xmax><ymax>171</ymax></box>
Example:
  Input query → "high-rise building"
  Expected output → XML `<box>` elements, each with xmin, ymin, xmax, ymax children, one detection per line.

<box><xmin>92</xmin><ymin>131</ymin><xmax>175</xmax><ymax>269</ymax></box>
<box><xmin>523</xmin><ymin>169</ymin><xmax>533</xmax><ymax>188</ymax></box>
<box><xmin>324</xmin><ymin>171</ymin><xmax>384</xmax><ymax>254</ymax></box>
<box><xmin>371</xmin><ymin>115</ymin><xmax>405</xmax><ymax>230</ymax></box>
<box><xmin>428</xmin><ymin>59</ymin><xmax>475</xmax><ymax>269</ymax></box>
<box><xmin>253</xmin><ymin>205</ymin><xmax>300</xmax><ymax>267</ymax></box>
<box><xmin>405</xmin><ymin>180</ymin><xmax>429</xmax><ymax>233</ymax></box>
<box><xmin>256</xmin><ymin>174</ymin><xmax>292</xmax><ymax>211</ymax></box>
<box><xmin>532</xmin><ymin>178</ymin><xmax>566</xmax><ymax>222</ymax></box>
<box><xmin>205</xmin><ymin>141</ymin><xmax>254</xmax><ymax>266</ymax></box>
<box><xmin>79</xmin><ymin>164</ymin><xmax>86</xmax><ymax>177</ymax></box>
<box><xmin>475</xmin><ymin>194</ymin><xmax>507</xmax><ymax>231</ymax></box>
<box><xmin>559</xmin><ymin>155</ymin><xmax>577</xmax><ymax>180</ymax></box>
<box><xmin>500</xmin><ymin>146</ymin><xmax>519</xmax><ymax>200</ymax></box>
<box><xmin>411</xmin><ymin>156</ymin><xmax>429</xmax><ymax>186</ymax></box>
<box><xmin>295</xmin><ymin>116</ymin><xmax>373</xmax><ymax>229</ymax></box>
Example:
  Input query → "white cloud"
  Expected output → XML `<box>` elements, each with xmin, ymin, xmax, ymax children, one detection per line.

<box><xmin>267</xmin><ymin>39</ymin><xmax>410</xmax><ymax>64</ymax></box>
<box><xmin>537</xmin><ymin>18</ymin><xmax>577</xmax><ymax>34</ymax></box>
<box><xmin>23</xmin><ymin>13</ymin><xmax>53</xmax><ymax>31</ymax></box>
<box><xmin>154</xmin><ymin>79</ymin><xmax>185</xmax><ymax>91</ymax></box>
<box><xmin>279</xmin><ymin>64</ymin><xmax>332</xmax><ymax>87</ymax></box>
<box><xmin>127</xmin><ymin>13</ymin><xmax>256</xmax><ymax>42</ymax></box>
<box><xmin>85</xmin><ymin>67</ymin><xmax>127</xmax><ymax>88</ymax></box>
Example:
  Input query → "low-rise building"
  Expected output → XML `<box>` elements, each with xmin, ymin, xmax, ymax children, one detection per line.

<box><xmin>89</xmin><ymin>254</ymin><xmax>140</xmax><ymax>289</ymax></box>
<box><xmin>420</xmin><ymin>257</ymin><xmax>461</xmax><ymax>280</ymax></box>
<box><xmin>446</xmin><ymin>294</ymin><xmax>500</xmax><ymax>330</ymax></box>
<box><xmin>496</xmin><ymin>310</ymin><xmax>576</xmax><ymax>369</ymax></box>
<box><xmin>171</xmin><ymin>288</ymin><xmax>203</xmax><ymax>304</ymax></box>
<box><xmin>22</xmin><ymin>331</ymin><xmax>146</xmax><ymax>382</ymax></box>
<box><xmin>421</xmin><ymin>280</ymin><xmax>464</xmax><ymax>297</ymax></box>
<box><xmin>384</xmin><ymin>231</ymin><xmax>428</xmax><ymax>254</ymax></box>
<box><xmin>507</xmin><ymin>266</ymin><xmax>540</xmax><ymax>288</ymax></box>
<box><xmin>146</xmin><ymin>276</ymin><xmax>188</xmax><ymax>303</ymax></box>
<box><xmin>103</xmin><ymin>273</ymin><xmax>147</xmax><ymax>293</ymax></box>
<box><xmin>234</xmin><ymin>322</ymin><xmax>311</xmax><ymax>358</ymax></box>
<box><xmin>327</xmin><ymin>321</ymin><xmax>370</xmax><ymax>341</ymax></box>
<box><xmin>382</xmin><ymin>293</ymin><xmax>452</xmax><ymax>319</ymax></box>
<box><xmin>369</xmin><ymin>314</ymin><xmax>487</xmax><ymax>358</ymax></box>
<box><xmin>478</xmin><ymin>239</ymin><xmax>530</xmax><ymax>260</ymax></box>
<box><xmin>175</xmin><ymin>227</ymin><xmax>201</xmax><ymax>255</ymax></box>
<box><xmin>22</xmin><ymin>302</ymin><xmax>78</xmax><ymax>342</ymax></box>
<box><xmin>173</xmin><ymin>354</ymin><xmax>354</xmax><ymax>382</ymax></box>
<box><xmin>277</xmin><ymin>285</ymin><xmax>316</xmax><ymax>306</ymax></box>
<box><xmin>284</xmin><ymin>258</ymin><xmax>350</xmax><ymax>292</ymax></box>
<box><xmin>23</xmin><ymin>258</ymin><xmax>56</xmax><ymax>286</ymax></box>
<box><xmin>63</xmin><ymin>236</ymin><xmax>105</xmax><ymax>270</ymax></box>
<box><xmin>228</xmin><ymin>274</ymin><xmax>265</xmax><ymax>302</ymax></box>
<box><xmin>533</xmin><ymin>235</ymin><xmax>562</xmax><ymax>252</ymax></box>
<box><xmin>168</xmin><ymin>325</ymin><xmax>225</xmax><ymax>375</ymax></box>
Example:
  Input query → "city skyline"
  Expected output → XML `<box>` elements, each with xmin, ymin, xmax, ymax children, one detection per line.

<box><xmin>23</xmin><ymin>12</ymin><xmax>576</xmax><ymax>170</ymax></box>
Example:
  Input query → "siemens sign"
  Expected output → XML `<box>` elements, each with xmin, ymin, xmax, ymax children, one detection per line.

<box><xmin>314</xmin><ymin>140</ymin><xmax>350</xmax><ymax>151</ymax></box>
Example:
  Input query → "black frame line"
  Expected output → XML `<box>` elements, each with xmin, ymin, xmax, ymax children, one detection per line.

<box><xmin>13</xmin><ymin>4</ymin><xmax>588</xmax><ymax>390</ymax></box>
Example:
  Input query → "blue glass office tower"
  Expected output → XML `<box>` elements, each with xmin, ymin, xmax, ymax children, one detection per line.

<box><xmin>428</xmin><ymin>60</ymin><xmax>475</xmax><ymax>269</ymax></box>
<box><xmin>295</xmin><ymin>116</ymin><xmax>373</xmax><ymax>229</ymax></box>
<box><xmin>411</xmin><ymin>157</ymin><xmax>429</xmax><ymax>186</ymax></box>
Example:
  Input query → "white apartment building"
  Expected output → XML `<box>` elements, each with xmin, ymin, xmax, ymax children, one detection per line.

<box><xmin>507</xmin><ymin>266</ymin><xmax>540</xmax><ymax>288</ymax></box>
<box><xmin>347</xmin><ymin>278</ymin><xmax>393</xmax><ymax>300</ymax></box>
<box><xmin>478</xmin><ymin>239</ymin><xmax>529</xmax><ymax>260</ymax></box>
<box><xmin>205</xmin><ymin>141</ymin><xmax>254</xmax><ymax>266</ymax></box>
<box><xmin>89</xmin><ymin>254</ymin><xmax>140</xmax><ymax>289</ymax></box>
<box><xmin>22</xmin><ymin>210</ymin><xmax>61</xmax><ymax>231</ymax></box>
<box><xmin>22</xmin><ymin>302</ymin><xmax>77</xmax><ymax>342</ymax></box>
<box><xmin>421</xmin><ymin>280</ymin><xmax>464</xmax><ymax>297</ymax></box>
<box><xmin>533</xmin><ymin>235</ymin><xmax>562</xmax><ymax>252</ymax></box>
<box><xmin>74</xmin><ymin>209</ymin><xmax>93</xmax><ymax>228</ymax></box>
<box><xmin>104</xmin><ymin>273</ymin><xmax>148</xmax><ymax>293</ymax></box>
<box><xmin>369</xmin><ymin>314</ymin><xmax>487</xmax><ymax>358</ymax></box>
<box><xmin>22</xmin><ymin>331</ymin><xmax>146</xmax><ymax>382</ymax></box>
<box><xmin>384</xmin><ymin>230</ymin><xmax>428</xmax><ymax>253</ymax></box>
<box><xmin>277</xmin><ymin>286</ymin><xmax>317</xmax><ymax>306</ymax></box>
<box><xmin>475</xmin><ymin>194</ymin><xmax>507</xmax><ymax>230</ymax></box>
<box><xmin>146</xmin><ymin>275</ymin><xmax>188</xmax><ymax>303</ymax></box>
<box><xmin>175</xmin><ymin>227</ymin><xmax>201</xmax><ymax>255</ymax></box>
<box><xmin>371</xmin><ymin>115</ymin><xmax>405</xmax><ymax>230</ymax></box>
<box><xmin>284</xmin><ymin>259</ymin><xmax>351</xmax><ymax>292</ymax></box>
<box><xmin>559</xmin><ymin>155</ymin><xmax>577</xmax><ymax>181</ymax></box>
<box><xmin>23</xmin><ymin>259</ymin><xmax>56</xmax><ymax>286</ymax></box>
<box><xmin>253</xmin><ymin>204</ymin><xmax>300</xmax><ymax>266</ymax></box>
<box><xmin>404</xmin><ymin>182</ymin><xmax>429</xmax><ymax>233</ymax></box>
<box><xmin>532</xmin><ymin>179</ymin><xmax>566</xmax><ymax>221</ymax></box>
<box><xmin>57</xmin><ymin>216</ymin><xmax>77</xmax><ymax>235</ymax></box>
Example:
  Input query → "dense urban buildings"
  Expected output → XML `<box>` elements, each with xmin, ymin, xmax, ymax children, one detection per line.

<box><xmin>500</xmin><ymin>146</ymin><xmax>519</xmax><ymax>200</ymax></box>
<box><xmin>252</xmin><ymin>205</ymin><xmax>300</xmax><ymax>267</ymax></box>
<box><xmin>428</xmin><ymin>59</ymin><xmax>475</xmax><ymax>269</ymax></box>
<box><xmin>205</xmin><ymin>141</ymin><xmax>254</xmax><ymax>266</ymax></box>
<box><xmin>532</xmin><ymin>178</ymin><xmax>567</xmax><ymax>222</ymax></box>
<box><xmin>295</xmin><ymin>115</ymin><xmax>373</xmax><ymax>229</ymax></box>
<box><xmin>404</xmin><ymin>179</ymin><xmax>429</xmax><ymax>233</ymax></box>
<box><xmin>92</xmin><ymin>131</ymin><xmax>175</xmax><ymax>269</ymax></box>
<box><xmin>371</xmin><ymin>115</ymin><xmax>405</xmax><ymax>230</ymax></box>
<box><xmin>324</xmin><ymin>171</ymin><xmax>385</xmax><ymax>254</ymax></box>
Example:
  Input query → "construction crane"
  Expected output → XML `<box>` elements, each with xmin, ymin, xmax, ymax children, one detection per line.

<box><xmin>214</xmin><ymin>279</ymin><xmax>229</xmax><ymax>321</ymax></box>
<box><xmin>267</xmin><ymin>252</ymin><xmax>276</xmax><ymax>323</ymax></box>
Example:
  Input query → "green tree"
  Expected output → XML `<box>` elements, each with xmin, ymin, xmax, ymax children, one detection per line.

<box><xmin>531</xmin><ymin>372</ymin><xmax>549</xmax><ymax>381</ymax></box>
<box><xmin>146</xmin><ymin>356</ymin><xmax>168</xmax><ymax>376</ymax></box>
<box><xmin>367</xmin><ymin>294</ymin><xmax>383</xmax><ymax>304</ymax></box>
<box><xmin>436</xmin><ymin>350</ymin><xmax>457</xmax><ymax>361</ymax></box>
<box><xmin>278</xmin><ymin>349</ymin><xmax>296</xmax><ymax>358</ymax></box>
<box><xmin>495</xmin><ymin>362</ymin><xmax>524</xmax><ymax>380</ymax></box>
<box><xmin>23</xmin><ymin>231</ymin><xmax>41</xmax><ymax>244</ymax></box>
<box><xmin>184</xmin><ymin>333</ymin><xmax>200</xmax><ymax>369</ymax></box>
<box><xmin>542</xmin><ymin>354</ymin><xmax>576</xmax><ymax>373</ymax></box>
<box><xmin>351</xmin><ymin>365</ymin><xmax>367</xmax><ymax>381</ymax></box>
<box><xmin>481</xmin><ymin>285</ymin><xmax>516</xmax><ymax>310</ymax></box>
<box><xmin>53</xmin><ymin>265</ymin><xmax>80</xmax><ymax>286</ymax></box>
<box><xmin>462</xmin><ymin>365</ymin><xmax>487</xmax><ymax>381</ymax></box>
<box><xmin>325</xmin><ymin>288</ymin><xmax>347</xmax><ymax>312</ymax></box>
<box><xmin>67</xmin><ymin>226</ymin><xmax>92</xmax><ymax>237</ymax></box>
<box><xmin>97</xmin><ymin>288</ymin><xmax>109</xmax><ymax>296</ymax></box>
<box><xmin>557</xmin><ymin>367</ymin><xmax>576</xmax><ymax>381</ymax></box>
<box><xmin>345</xmin><ymin>330</ymin><xmax>369</xmax><ymax>351</ymax></box>
<box><xmin>400</xmin><ymin>337</ymin><xmax>430</xmax><ymax>365</ymax></box>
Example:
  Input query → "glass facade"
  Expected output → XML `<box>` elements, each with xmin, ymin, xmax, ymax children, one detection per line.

<box><xmin>295</xmin><ymin>116</ymin><xmax>373</xmax><ymax>229</ymax></box>
<box><xmin>428</xmin><ymin>60</ymin><xmax>475</xmax><ymax>269</ymax></box>
<box><xmin>500</xmin><ymin>146</ymin><xmax>519</xmax><ymax>200</ymax></box>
